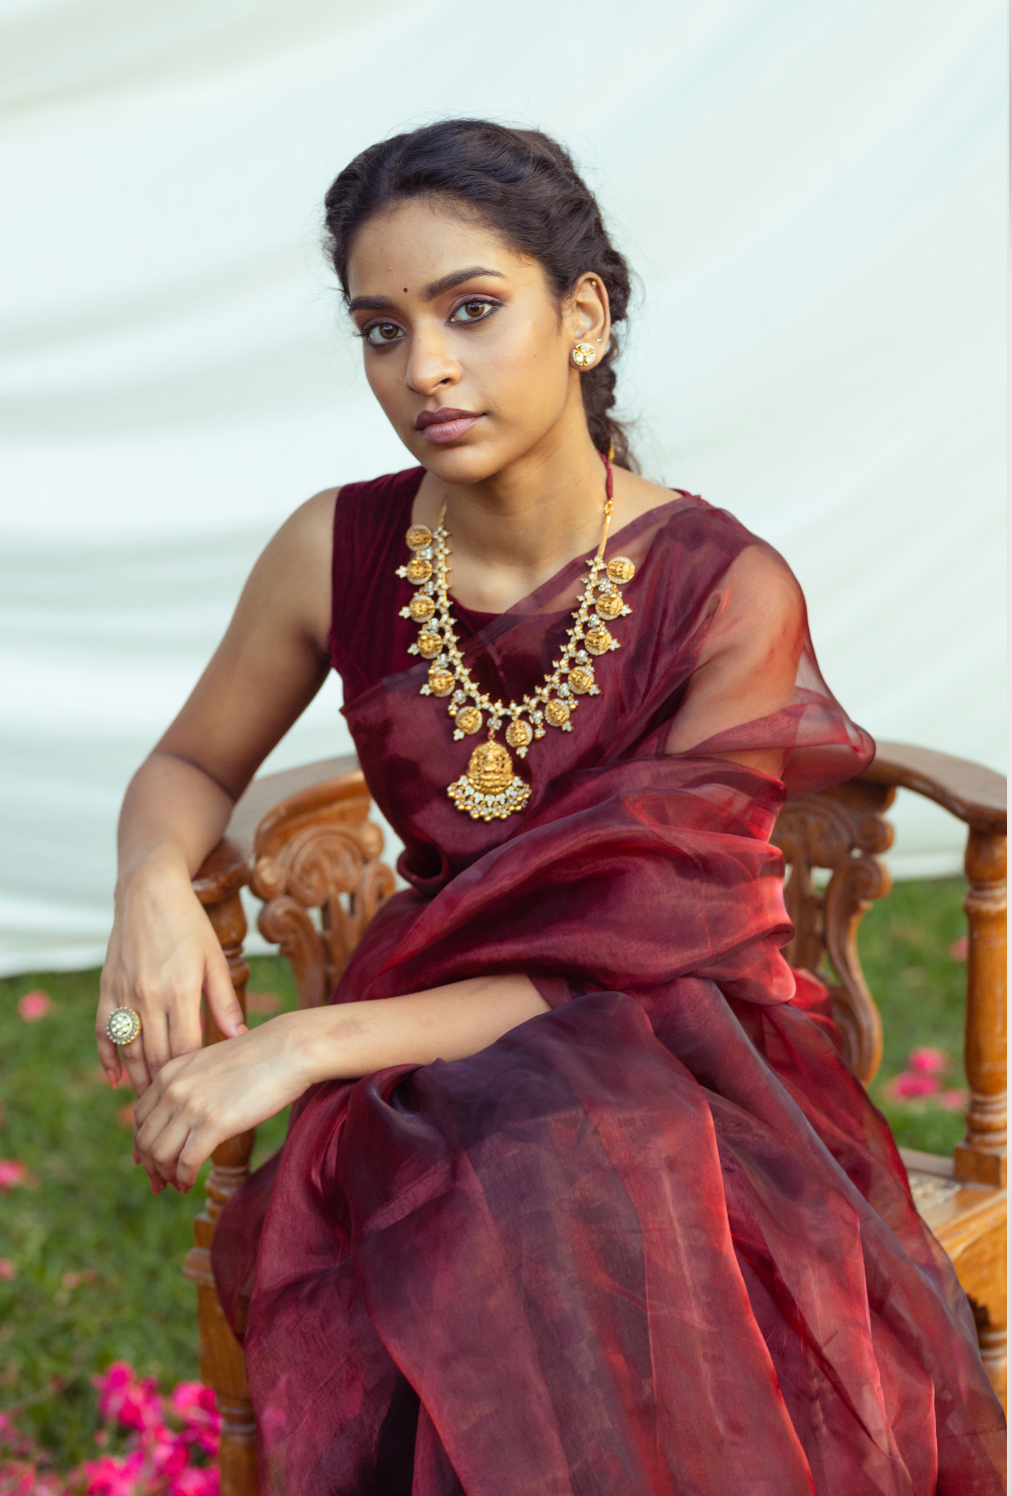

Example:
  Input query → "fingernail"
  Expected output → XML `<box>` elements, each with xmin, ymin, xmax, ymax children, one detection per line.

<box><xmin>105</xmin><ymin>1071</ymin><xmax>117</xmax><ymax>1088</ymax></box>
<box><xmin>237</xmin><ymin>1023</ymin><xmax>248</xmax><ymax>1035</ymax></box>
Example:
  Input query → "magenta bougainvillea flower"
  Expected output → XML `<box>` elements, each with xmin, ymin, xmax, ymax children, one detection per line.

<box><xmin>0</xmin><ymin>1362</ymin><xmax>221</xmax><ymax>1495</ymax></box>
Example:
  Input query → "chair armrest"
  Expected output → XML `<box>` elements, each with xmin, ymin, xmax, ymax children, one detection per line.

<box><xmin>858</xmin><ymin>741</ymin><xmax>1007</xmax><ymax>1190</ymax></box>
<box><xmin>860</xmin><ymin>741</ymin><xmax>1006</xmax><ymax>835</ymax></box>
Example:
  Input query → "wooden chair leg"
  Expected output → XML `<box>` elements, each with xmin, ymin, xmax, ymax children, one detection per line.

<box><xmin>951</xmin><ymin>828</ymin><xmax>1008</xmax><ymax>1404</ymax></box>
<box><xmin>954</xmin><ymin>829</ymin><xmax>1007</xmax><ymax>1189</ymax></box>
<box><xmin>184</xmin><ymin>859</ymin><xmax>259</xmax><ymax>1496</ymax></box>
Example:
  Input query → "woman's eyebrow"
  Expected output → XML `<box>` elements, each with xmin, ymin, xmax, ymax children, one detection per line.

<box><xmin>421</xmin><ymin>266</ymin><xmax>506</xmax><ymax>300</ymax></box>
<box><xmin>347</xmin><ymin>266</ymin><xmax>505</xmax><ymax>315</ymax></box>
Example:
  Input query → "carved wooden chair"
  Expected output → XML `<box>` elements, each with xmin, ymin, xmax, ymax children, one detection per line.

<box><xmin>187</xmin><ymin>744</ymin><xmax>1006</xmax><ymax>1495</ymax></box>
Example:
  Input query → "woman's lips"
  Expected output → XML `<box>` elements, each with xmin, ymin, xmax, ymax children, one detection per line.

<box><xmin>415</xmin><ymin>409</ymin><xmax>483</xmax><ymax>444</ymax></box>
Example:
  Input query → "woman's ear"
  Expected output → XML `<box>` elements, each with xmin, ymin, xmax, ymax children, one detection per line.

<box><xmin>566</xmin><ymin>273</ymin><xmax>610</xmax><ymax>348</ymax></box>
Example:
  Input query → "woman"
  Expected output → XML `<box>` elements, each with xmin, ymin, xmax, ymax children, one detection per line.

<box><xmin>97</xmin><ymin>121</ymin><xmax>1004</xmax><ymax>1493</ymax></box>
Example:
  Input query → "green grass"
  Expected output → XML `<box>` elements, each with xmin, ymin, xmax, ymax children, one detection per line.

<box><xmin>856</xmin><ymin>874</ymin><xmax>970</xmax><ymax>1156</ymax></box>
<box><xmin>0</xmin><ymin>878</ymin><xmax>971</xmax><ymax>1466</ymax></box>
<box><xmin>0</xmin><ymin>958</ymin><xmax>298</xmax><ymax>1468</ymax></box>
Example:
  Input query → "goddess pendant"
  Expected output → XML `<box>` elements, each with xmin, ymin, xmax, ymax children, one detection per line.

<box><xmin>447</xmin><ymin>740</ymin><xmax>532</xmax><ymax>821</ymax></box>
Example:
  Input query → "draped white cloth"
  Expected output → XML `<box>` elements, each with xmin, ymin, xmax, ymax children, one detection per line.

<box><xmin>0</xmin><ymin>0</ymin><xmax>1005</xmax><ymax>973</ymax></box>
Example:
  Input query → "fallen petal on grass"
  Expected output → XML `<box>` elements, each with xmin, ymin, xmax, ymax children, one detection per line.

<box><xmin>17</xmin><ymin>990</ymin><xmax>52</xmax><ymax>1022</ymax></box>
<box><xmin>245</xmin><ymin>991</ymin><xmax>281</xmax><ymax>1014</ymax></box>
<box><xmin>938</xmin><ymin>1089</ymin><xmax>969</xmax><ymax>1112</ymax></box>
<box><xmin>0</xmin><ymin>1160</ymin><xmax>30</xmax><ymax>1191</ymax></box>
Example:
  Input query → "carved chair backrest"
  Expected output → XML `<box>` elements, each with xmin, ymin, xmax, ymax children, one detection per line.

<box><xmin>771</xmin><ymin>779</ymin><xmax>894</xmax><ymax>1084</ymax></box>
<box><xmin>248</xmin><ymin>776</ymin><xmax>397</xmax><ymax>1009</ymax></box>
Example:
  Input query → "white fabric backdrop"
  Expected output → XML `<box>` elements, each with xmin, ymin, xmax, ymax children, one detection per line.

<box><xmin>0</xmin><ymin>0</ymin><xmax>1005</xmax><ymax>974</ymax></box>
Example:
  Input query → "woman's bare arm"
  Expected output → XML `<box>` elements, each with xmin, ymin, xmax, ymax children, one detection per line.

<box><xmin>98</xmin><ymin>489</ymin><xmax>338</xmax><ymax>1093</ymax></box>
<box><xmin>133</xmin><ymin>975</ymin><xmax>550</xmax><ymax>1193</ymax></box>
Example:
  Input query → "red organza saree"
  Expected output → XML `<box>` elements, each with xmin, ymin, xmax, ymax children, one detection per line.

<box><xmin>214</xmin><ymin>469</ymin><xmax>1004</xmax><ymax>1494</ymax></box>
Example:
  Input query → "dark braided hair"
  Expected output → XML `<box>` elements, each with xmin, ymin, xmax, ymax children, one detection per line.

<box><xmin>324</xmin><ymin>119</ymin><xmax>637</xmax><ymax>470</ymax></box>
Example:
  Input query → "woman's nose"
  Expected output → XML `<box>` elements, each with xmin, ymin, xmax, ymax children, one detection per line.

<box><xmin>404</xmin><ymin>326</ymin><xmax>459</xmax><ymax>396</ymax></box>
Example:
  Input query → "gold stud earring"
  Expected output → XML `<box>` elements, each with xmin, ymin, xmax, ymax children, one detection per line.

<box><xmin>572</xmin><ymin>342</ymin><xmax>596</xmax><ymax>368</ymax></box>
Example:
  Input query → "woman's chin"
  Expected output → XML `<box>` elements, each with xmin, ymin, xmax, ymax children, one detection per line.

<box><xmin>408</xmin><ymin>434</ymin><xmax>513</xmax><ymax>484</ymax></box>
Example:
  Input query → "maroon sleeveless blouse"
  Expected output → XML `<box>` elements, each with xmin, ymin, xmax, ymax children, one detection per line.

<box><xmin>215</xmin><ymin>468</ymin><xmax>1004</xmax><ymax>1496</ymax></box>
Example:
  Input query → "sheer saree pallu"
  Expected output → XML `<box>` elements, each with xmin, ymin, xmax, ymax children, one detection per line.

<box><xmin>213</xmin><ymin>469</ymin><xmax>1005</xmax><ymax>1495</ymax></box>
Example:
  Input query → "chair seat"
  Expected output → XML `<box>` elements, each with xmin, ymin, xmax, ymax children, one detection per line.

<box><xmin>901</xmin><ymin>1146</ymin><xmax>1006</xmax><ymax>1407</ymax></box>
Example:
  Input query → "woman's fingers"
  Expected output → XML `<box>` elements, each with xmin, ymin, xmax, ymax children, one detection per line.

<box><xmin>203</xmin><ymin>946</ymin><xmax>247</xmax><ymax>1040</ymax></box>
<box><xmin>132</xmin><ymin>1019</ymin><xmax>311</xmax><ymax>1195</ymax></box>
<box><xmin>96</xmin><ymin>975</ymin><xmax>126</xmax><ymax>1087</ymax></box>
<box><xmin>135</xmin><ymin>1057</ymin><xmax>224</xmax><ymax>1191</ymax></box>
<box><xmin>119</xmin><ymin>1033</ymin><xmax>153</xmax><ymax>1096</ymax></box>
<box><xmin>95</xmin><ymin>1026</ymin><xmax>123</xmax><ymax>1088</ymax></box>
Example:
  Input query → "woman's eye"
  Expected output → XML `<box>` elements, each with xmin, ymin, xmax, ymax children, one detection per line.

<box><xmin>450</xmin><ymin>298</ymin><xmax>495</xmax><ymax>324</ymax></box>
<box><xmin>365</xmin><ymin>322</ymin><xmax>404</xmax><ymax>346</ymax></box>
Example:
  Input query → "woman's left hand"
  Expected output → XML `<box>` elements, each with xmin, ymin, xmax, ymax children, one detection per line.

<box><xmin>133</xmin><ymin>1015</ymin><xmax>314</xmax><ymax>1193</ymax></box>
<box><xmin>133</xmin><ymin>975</ymin><xmax>550</xmax><ymax>1192</ymax></box>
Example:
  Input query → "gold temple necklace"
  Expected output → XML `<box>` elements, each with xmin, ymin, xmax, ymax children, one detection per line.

<box><xmin>396</xmin><ymin>458</ymin><xmax>635</xmax><ymax>821</ymax></box>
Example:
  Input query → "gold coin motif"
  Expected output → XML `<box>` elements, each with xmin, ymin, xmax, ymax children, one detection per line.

<box><xmin>585</xmin><ymin>626</ymin><xmax>613</xmax><ymax>656</ymax></box>
<box><xmin>405</xmin><ymin>525</ymin><xmax>433</xmax><ymax>550</ymax></box>
<box><xmin>406</xmin><ymin>557</ymin><xmax>433</xmax><ymax>584</ymax></box>
<box><xmin>428</xmin><ymin>667</ymin><xmax>455</xmax><ymax>696</ymax></box>
<box><xmin>455</xmin><ymin>706</ymin><xmax>483</xmax><ymax>735</ymax></box>
<box><xmin>466</xmin><ymin>740</ymin><xmax>515</xmax><ymax>794</ymax></box>
<box><xmin>568</xmin><ymin>666</ymin><xmax>596</xmax><ymax>694</ymax></box>
<box><xmin>595</xmin><ymin>592</ymin><xmax>624</xmax><ymax>620</ymax></box>
<box><xmin>606</xmin><ymin>556</ymin><xmax>636</xmax><ymax>585</ymax></box>
<box><xmin>505</xmin><ymin>719</ymin><xmax>533</xmax><ymax>749</ymax></box>
<box><xmin>408</xmin><ymin>593</ymin><xmax>436</xmax><ymax>622</ymax></box>
<box><xmin>544</xmin><ymin>698</ymin><xmax>570</xmax><ymax>728</ymax></box>
<box><xmin>417</xmin><ymin>631</ymin><xmax>442</xmax><ymax>659</ymax></box>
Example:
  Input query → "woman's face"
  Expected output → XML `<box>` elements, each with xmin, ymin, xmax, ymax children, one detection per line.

<box><xmin>345</xmin><ymin>197</ymin><xmax>603</xmax><ymax>483</ymax></box>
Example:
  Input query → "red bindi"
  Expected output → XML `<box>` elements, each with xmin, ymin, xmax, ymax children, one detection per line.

<box><xmin>403</xmin><ymin>287</ymin><xmax>408</xmax><ymax>293</ymax></box>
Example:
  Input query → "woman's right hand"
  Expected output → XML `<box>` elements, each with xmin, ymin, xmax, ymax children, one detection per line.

<box><xmin>97</xmin><ymin>856</ymin><xmax>247</xmax><ymax>1097</ymax></box>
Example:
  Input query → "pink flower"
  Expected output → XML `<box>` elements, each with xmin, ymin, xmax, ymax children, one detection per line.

<box><xmin>938</xmin><ymin>1088</ymin><xmax>969</xmax><ymax>1112</ymax></box>
<box><xmin>0</xmin><ymin>1259</ymin><xmax>16</xmax><ymax>1281</ymax></box>
<box><xmin>886</xmin><ymin>1071</ymin><xmax>939</xmax><ymax>1100</ymax></box>
<box><xmin>93</xmin><ymin>1364</ymin><xmax>161</xmax><ymax>1432</ymax></box>
<box><xmin>17</xmin><ymin>992</ymin><xmax>52</xmax><ymax>1022</ymax></box>
<box><xmin>949</xmin><ymin>935</ymin><xmax>968</xmax><ymax>961</ymax></box>
<box><xmin>81</xmin><ymin>1449</ymin><xmax>146</xmax><ymax>1496</ymax></box>
<box><xmin>169</xmin><ymin>1468</ymin><xmax>220</xmax><ymax>1496</ymax></box>
<box><xmin>0</xmin><ymin>1161</ymin><xmax>28</xmax><ymax>1191</ymax></box>
<box><xmin>169</xmin><ymin>1385</ymin><xmax>220</xmax><ymax>1455</ymax></box>
<box><xmin>148</xmin><ymin>1432</ymin><xmax>189</xmax><ymax>1481</ymax></box>
<box><xmin>908</xmin><ymin>1047</ymin><xmax>949</xmax><ymax>1076</ymax></box>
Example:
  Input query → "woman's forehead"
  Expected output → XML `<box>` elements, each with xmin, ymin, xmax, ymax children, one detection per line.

<box><xmin>346</xmin><ymin>199</ymin><xmax>531</xmax><ymax>295</ymax></box>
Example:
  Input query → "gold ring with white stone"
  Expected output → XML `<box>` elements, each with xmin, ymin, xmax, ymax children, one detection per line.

<box><xmin>106</xmin><ymin>1007</ymin><xmax>142</xmax><ymax>1046</ymax></box>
